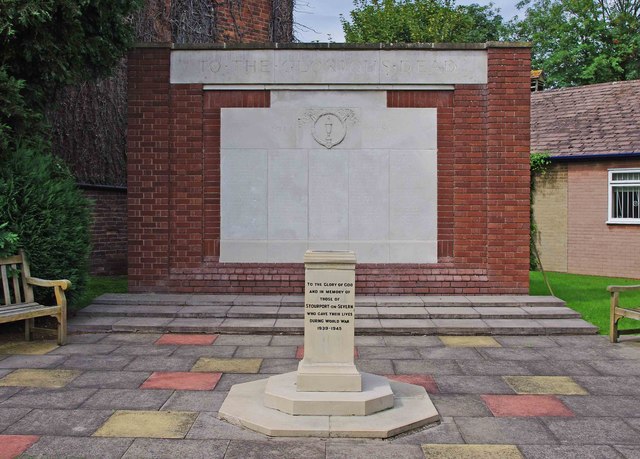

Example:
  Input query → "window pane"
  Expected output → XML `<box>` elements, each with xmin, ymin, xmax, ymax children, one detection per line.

<box><xmin>612</xmin><ymin>172</ymin><xmax>640</xmax><ymax>182</ymax></box>
<box><xmin>612</xmin><ymin>186</ymin><xmax>640</xmax><ymax>219</ymax></box>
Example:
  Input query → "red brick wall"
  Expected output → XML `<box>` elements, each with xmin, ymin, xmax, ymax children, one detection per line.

<box><xmin>567</xmin><ymin>159</ymin><xmax>640</xmax><ymax>279</ymax></box>
<box><xmin>81</xmin><ymin>186</ymin><xmax>127</xmax><ymax>275</ymax></box>
<box><xmin>127</xmin><ymin>45</ymin><xmax>532</xmax><ymax>294</ymax></box>
<box><xmin>216</xmin><ymin>0</ymin><xmax>272</xmax><ymax>42</ymax></box>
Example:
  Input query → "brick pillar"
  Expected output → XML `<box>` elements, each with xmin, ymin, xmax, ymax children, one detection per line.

<box><xmin>486</xmin><ymin>45</ymin><xmax>532</xmax><ymax>293</ymax></box>
<box><xmin>127</xmin><ymin>45</ymin><xmax>172</xmax><ymax>290</ymax></box>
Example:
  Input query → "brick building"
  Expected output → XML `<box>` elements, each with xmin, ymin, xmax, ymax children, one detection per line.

<box><xmin>532</xmin><ymin>79</ymin><xmax>640</xmax><ymax>279</ymax></box>
<box><xmin>127</xmin><ymin>42</ymin><xmax>532</xmax><ymax>294</ymax></box>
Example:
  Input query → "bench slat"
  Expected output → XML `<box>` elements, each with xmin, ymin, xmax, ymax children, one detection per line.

<box><xmin>0</xmin><ymin>255</ymin><xmax>22</xmax><ymax>265</ymax></box>
<box><xmin>11</xmin><ymin>264</ymin><xmax>22</xmax><ymax>304</ymax></box>
<box><xmin>0</xmin><ymin>304</ymin><xmax>59</xmax><ymax>323</ymax></box>
<box><xmin>0</xmin><ymin>302</ymin><xmax>40</xmax><ymax>313</ymax></box>
<box><xmin>1</xmin><ymin>265</ymin><xmax>10</xmax><ymax>306</ymax></box>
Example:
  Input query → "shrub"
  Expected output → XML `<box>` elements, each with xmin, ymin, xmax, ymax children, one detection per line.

<box><xmin>0</xmin><ymin>146</ymin><xmax>91</xmax><ymax>306</ymax></box>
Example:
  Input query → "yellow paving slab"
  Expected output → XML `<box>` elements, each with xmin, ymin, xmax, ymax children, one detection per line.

<box><xmin>0</xmin><ymin>341</ymin><xmax>58</xmax><ymax>355</ymax></box>
<box><xmin>192</xmin><ymin>357</ymin><xmax>262</xmax><ymax>373</ymax></box>
<box><xmin>422</xmin><ymin>444</ymin><xmax>523</xmax><ymax>459</ymax></box>
<box><xmin>439</xmin><ymin>336</ymin><xmax>502</xmax><ymax>348</ymax></box>
<box><xmin>93</xmin><ymin>410</ymin><xmax>198</xmax><ymax>438</ymax></box>
<box><xmin>503</xmin><ymin>376</ymin><xmax>588</xmax><ymax>395</ymax></box>
<box><xmin>0</xmin><ymin>369</ymin><xmax>81</xmax><ymax>388</ymax></box>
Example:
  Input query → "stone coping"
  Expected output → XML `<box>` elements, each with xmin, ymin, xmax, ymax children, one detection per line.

<box><xmin>134</xmin><ymin>41</ymin><xmax>531</xmax><ymax>50</ymax></box>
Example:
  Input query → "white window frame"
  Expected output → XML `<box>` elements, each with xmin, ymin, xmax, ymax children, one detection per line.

<box><xmin>608</xmin><ymin>168</ymin><xmax>640</xmax><ymax>225</ymax></box>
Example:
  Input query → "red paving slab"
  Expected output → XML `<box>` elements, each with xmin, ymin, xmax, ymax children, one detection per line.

<box><xmin>385</xmin><ymin>374</ymin><xmax>439</xmax><ymax>394</ymax></box>
<box><xmin>481</xmin><ymin>394</ymin><xmax>574</xmax><ymax>417</ymax></box>
<box><xmin>296</xmin><ymin>346</ymin><xmax>359</xmax><ymax>359</ymax></box>
<box><xmin>0</xmin><ymin>435</ymin><xmax>39</xmax><ymax>459</ymax></box>
<box><xmin>141</xmin><ymin>371</ymin><xmax>222</xmax><ymax>390</ymax></box>
<box><xmin>155</xmin><ymin>334</ymin><xmax>218</xmax><ymax>345</ymax></box>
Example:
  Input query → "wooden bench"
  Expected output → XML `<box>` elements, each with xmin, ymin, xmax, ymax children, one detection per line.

<box><xmin>1</xmin><ymin>251</ymin><xmax>71</xmax><ymax>345</ymax></box>
<box><xmin>608</xmin><ymin>284</ymin><xmax>640</xmax><ymax>343</ymax></box>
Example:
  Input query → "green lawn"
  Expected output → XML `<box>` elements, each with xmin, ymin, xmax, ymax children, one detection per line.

<box><xmin>71</xmin><ymin>275</ymin><xmax>127</xmax><ymax>312</ymax></box>
<box><xmin>530</xmin><ymin>271</ymin><xmax>640</xmax><ymax>334</ymax></box>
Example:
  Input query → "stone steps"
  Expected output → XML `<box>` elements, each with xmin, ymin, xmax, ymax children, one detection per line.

<box><xmin>68</xmin><ymin>294</ymin><xmax>599</xmax><ymax>336</ymax></box>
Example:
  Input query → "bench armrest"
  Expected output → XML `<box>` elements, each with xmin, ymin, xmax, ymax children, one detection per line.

<box><xmin>26</xmin><ymin>277</ymin><xmax>72</xmax><ymax>290</ymax></box>
<box><xmin>607</xmin><ymin>285</ymin><xmax>640</xmax><ymax>293</ymax></box>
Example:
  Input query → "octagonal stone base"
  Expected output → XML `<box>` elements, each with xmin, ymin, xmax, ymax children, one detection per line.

<box><xmin>265</xmin><ymin>372</ymin><xmax>394</xmax><ymax>416</ymax></box>
<box><xmin>218</xmin><ymin>374</ymin><xmax>440</xmax><ymax>438</ymax></box>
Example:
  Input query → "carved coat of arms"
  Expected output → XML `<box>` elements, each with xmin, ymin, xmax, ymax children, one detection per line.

<box><xmin>298</xmin><ymin>109</ymin><xmax>358</xmax><ymax>149</ymax></box>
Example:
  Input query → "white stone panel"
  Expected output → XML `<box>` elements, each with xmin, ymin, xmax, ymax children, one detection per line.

<box><xmin>171</xmin><ymin>49</ymin><xmax>274</xmax><ymax>84</ymax></box>
<box><xmin>308</xmin><ymin>241</ymin><xmax>350</xmax><ymax>252</ymax></box>
<box><xmin>268</xmin><ymin>150</ymin><xmax>308</xmax><ymax>240</ymax></box>
<box><xmin>362</xmin><ymin>108</ymin><xmax>437</xmax><ymax>150</ymax></box>
<box><xmin>220</xmin><ymin>240</ymin><xmax>268</xmax><ymax>262</ymax></box>
<box><xmin>389</xmin><ymin>242</ymin><xmax>437</xmax><ymax>263</ymax></box>
<box><xmin>221</xmin><ymin>108</ymin><xmax>296</xmax><ymax>150</ymax></box>
<box><xmin>389</xmin><ymin>150</ymin><xmax>438</xmax><ymax>240</ymax></box>
<box><xmin>379</xmin><ymin>50</ymin><xmax>487</xmax><ymax>84</ymax></box>
<box><xmin>274</xmin><ymin>50</ymin><xmax>381</xmax><ymax>84</ymax></box>
<box><xmin>349</xmin><ymin>151</ymin><xmax>389</xmax><ymax>240</ymax></box>
<box><xmin>268</xmin><ymin>241</ymin><xmax>309</xmax><ymax>263</ymax></box>
<box><xmin>348</xmin><ymin>242</ymin><xmax>390</xmax><ymax>263</ymax></box>
<box><xmin>220</xmin><ymin>149</ymin><xmax>267</xmax><ymax>240</ymax></box>
<box><xmin>271</xmin><ymin>91</ymin><xmax>386</xmax><ymax>109</ymax></box>
<box><xmin>308</xmin><ymin>150</ymin><xmax>349</xmax><ymax>240</ymax></box>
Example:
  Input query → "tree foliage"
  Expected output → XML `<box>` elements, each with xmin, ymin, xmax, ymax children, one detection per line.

<box><xmin>510</xmin><ymin>0</ymin><xmax>640</xmax><ymax>87</ymax></box>
<box><xmin>0</xmin><ymin>0</ymin><xmax>142</xmax><ymax>150</ymax></box>
<box><xmin>341</xmin><ymin>0</ymin><xmax>507</xmax><ymax>43</ymax></box>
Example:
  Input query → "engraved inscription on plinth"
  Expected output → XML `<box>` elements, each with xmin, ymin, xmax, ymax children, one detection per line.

<box><xmin>297</xmin><ymin>250</ymin><xmax>360</xmax><ymax>392</ymax></box>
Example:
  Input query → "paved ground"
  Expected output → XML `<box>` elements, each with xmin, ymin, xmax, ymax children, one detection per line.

<box><xmin>0</xmin><ymin>333</ymin><xmax>639</xmax><ymax>458</ymax></box>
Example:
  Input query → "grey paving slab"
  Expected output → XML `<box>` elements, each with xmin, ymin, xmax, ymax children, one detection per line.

<box><xmin>223</xmin><ymin>439</ymin><xmax>326</xmax><ymax>459</ymax></box>
<box><xmin>455</xmin><ymin>417</ymin><xmax>559</xmax><ymax>444</ymax></box>
<box><xmin>357</xmin><ymin>346</ymin><xmax>421</xmax><ymax>360</ymax></box>
<box><xmin>234</xmin><ymin>345</ymin><xmax>297</xmax><ymax>359</ymax></box>
<box><xmin>559</xmin><ymin>395</ymin><xmax>640</xmax><ymax>417</ymax></box>
<box><xmin>213</xmin><ymin>335</ymin><xmax>272</xmax><ymax>346</ymax></box>
<box><xmin>588</xmin><ymin>359</ymin><xmax>640</xmax><ymax>376</ymax></box>
<box><xmin>0</xmin><ymin>354</ymin><xmax>67</xmax><ymax>369</ymax></box>
<box><xmin>179</xmin><ymin>305</ymin><xmax>231</xmax><ymax>317</ymax></box>
<box><xmin>124</xmin><ymin>356</ymin><xmax>198</xmax><ymax>372</ymax></box>
<box><xmin>227</xmin><ymin>306</ymin><xmax>280</xmax><ymax>317</ymax></box>
<box><xmin>170</xmin><ymin>345</ymin><xmax>237</xmax><ymax>358</ymax></box>
<box><xmin>573</xmin><ymin>376</ymin><xmax>640</xmax><ymax>395</ymax></box>
<box><xmin>432</xmin><ymin>319</ymin><xmax>488</xmax><ymax>334</ymax></box>
<box><xmin>518</xmin><ymin>445</ymin><xmax>623</xmax><ymax>459</ymax></box>
<box><xmin>68</xmin><ymin>370</ymin><xmax>152</xmax><ymax>389</ymax></box>
<box><xmin>429</xmin><ymin>394</ymin><xmax>493</xmax><ymax>417</ymax></box>
<box><xmin>422</xmin><ymin>296</ymin><xmax>471</xmax><ymax>306</ymax></box>
<box><xmin>418</xmin><ymin>347</ymin><xmax>484</xmax><ymax>360</ymax></box>
<box><xmin>484</xmin><ymin>319</ymin><xmax>546</xmax><ymax>334</ymax></box>
<box><xmin>434</xmin><ymin>376</ymin><xmax>515</xmax><ymax>394</ymax></box>
<box><xmin>391</xmin><ymin>417</ymin><xmax>464</xmax><ymax>445</ymax></box>
<box><xmin>219</xmin><ymin>318</ymin><xmax>276</xmax><ymax>329</ymax></box>
<box><xmin>0</xmin><ymin>386</ymin><xmax>21</xmax><ymax>402</ymax></box>
<box><xmin>354</xmin><ymin>359</ymin><xmax>395</xmax><ymax>375</ymax></box>
<box><xmin>355</xmin><ymin>297</ymin><xmax>378</xmax><ymax>307</ymax></box>
<box><xmin>613</xmin><ymin>446</ymin><xmax>640</xmax><ymax>459</ymax></box>
<box><xmin>550</xmin><ymin>335</ymin><xmax>612</xmax><ymax>347</ymax></box>
<box><xmin>273</xmin><ymin>318</ymin><xmax>305</xmax><ymax>330</ymax></box>
<box><xmin>280</xmin><ymin>295</ymin><xmax>304</xmax><ymax>305</ymax></box>
<box><xmin>543</xmin><ymin>418</ymin><xmax>640</xmax><ymax>445</ymax></box>
<box><xmin>99</xmin><ymin>333</ymin><xmax>163</xmax><ymax>344</ymax></box>
<box><xmin>519</xmin><ymin>360</ymin><xmax>602</xmax><ymax>376</ymax></box>
<box><xmin>48</xmin><ymin>343</ymin><xmax>120</xmax><ymax>355</ymax></box>
<box><xmin>355</xmin><ymin>307</ymin><xmax>378</xmax><ymax>318</ymax></box>
<box><xmin>466</xmin><ymin>295</ymin><xmax>520</xmax><ymax>306</ymax></box>
<box><xmin>494</xmin><ymin>336</ymin><xmax>558</xmax><ymax>347</ymax></box>
<box><xmin>186</xmin><ymin>294</ymin><xmax>237</xmax><ymax>305</ymax></box>
<box><xmin>521</xmin><ymin>306</ymin><xmax>580</xmax><ymax>318</ymax></box>
<box><xmin>95</xmin><ymin>293</ymin><xmax>190</xmax><ymax>305</ymax></box>
<box><xmin>376</xmin><ymin>296</ymin><xmax>425</xmax><ymax>306</ymax></box>
<box><xmin>379</xmin><ymin>319</ymin><xmax>435</xmax><ymax>329</ymax></box>
<box><xmin>67</xmin><ymin>316</ymin><xmax>120</xmax><ymax>331</ymax></box>
<box><xmin>258</xmin><ymin>359</ymin><xmax>300</xmax><ymax>374</ymax></box>
<box><xmin>1</xmin><ymin>387</ymin><xmax>96</xmax><ymax>409</ymax></box>
<box><xmin>185</xmin><ymin>411</ymin><xmax>266</xmax><ymax>440</ymax></box>
<box><xmin>214</xmin><ymin>374</ymin><xmax>267</xmax><ymax>391</ymax></box>
<box><xmin>514</xmin><ymin>295</ymin><xmax>566</xmax><ymax>307</ymax></box>
<box><xmin>23</xmin><ymin>436</ymin><xmax>134</xmax><ymax>459</ymax></box>
<box><xmin>425</xmin><ymin>307</ymin><xmax>480</xmax><ymax>318</ymax></box>
<box><xmin>377</xmin><ymin>307</ymin><xmax>429</xmax><ymax>318</ymax></box>
<box><xmin>60</xmin><ymin>354</ymin><xmax>134</xmax><ymax>370</ymax></box>
<box><xmin>394</xmin><ymin>360</ymin><xmax>462</xmax><ymax>376</ymax></box>
<box><xmin>166</xmin><ymin>318</ymin><xmax>225</xmax><ymax>333</ymax></box>
<box><xmin>122</xmin><ymin>438</ymin><xmax>229</xmax><ymax>459</ymax></box>
<box><xmin>474</xmin><ymin>307</ymin><xmax>529</xmax><ymax>317</ymax></box>
<box><xmin>326</xmin><ymin>443</ymin><xmax>424</xmax><ymax>458</ymax></box>
<box><xmin>112</xmin><ymin>317</ymin><xmax>173</xmax><ymax>332</ymax></box>
<box><xmin>80</xmin><ymin>304</ymin><xmax>182</xmax><ymax>317</ymax></box>
<box><xmin>81</xmin><ymin>388</ymin><xmax>173</xmax><ymax>410</ymax></box>
<box><xmin>232</xmin><ymin>295</ymin><xmax>283</xmax><ymax>306</ymax></box>
<box><xmin>355</xmin><ymin>319</ymin><xmax>382</xmax><ymax>329</ymax></box>
<box><xmin>3</xmin><ymin>408</ymin><xmax>112</xmax><ymax>436</ymax></box>
<box><xmin>277</xmin><ymin>306</ymin><xmax>304</xmax><ymax>317</ymax></box>
<box><xmin>161</xmin><ymin>391</ymin><xmax>228</xmax><ymax>412</ymax></box>
<box><xmin>456</xmin><ymin>360</ymin><xmax>530</xmax><ymax>376</ymax></box>
<box><xmin>622</xmin><ymin>417</ymin><xmax>640</xmax><ymax>432</ymax></box>
<box><xmin>110</xmin><ymin>344</ymin><xmax>177</xmax><ymax>356</ymax></box>
<box><xmin>67</xmin><ymin>334</ymin><xmax>110</xmax><ymax>344</ymax></box>
<box><xmin>383</xmin><ymin>336</ymin><xmax>444</xmax><ymax>347</ymax></box>
<box><xmin>354</xmin><ymin>336</ymin><xmax>386</xmax><ymax>346</ymax></box>
<box><xmin>478</xmin><ymin>347</ymin><xmax>547</xmax><ymax>361</ymax></box>
<box><xmin>0</xmin><ymin>406</ymin><xmax>32</xmax><ymax>432</ymax></box>
<box><xmin>536</xmin><ymin>319</ymin><xmax>599</xmax><ymax>334</ymax></box>
<box><xmin>270</xmin><ymin>335</ymin><xmax>304</xmax><ymax>346</ymax></box>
